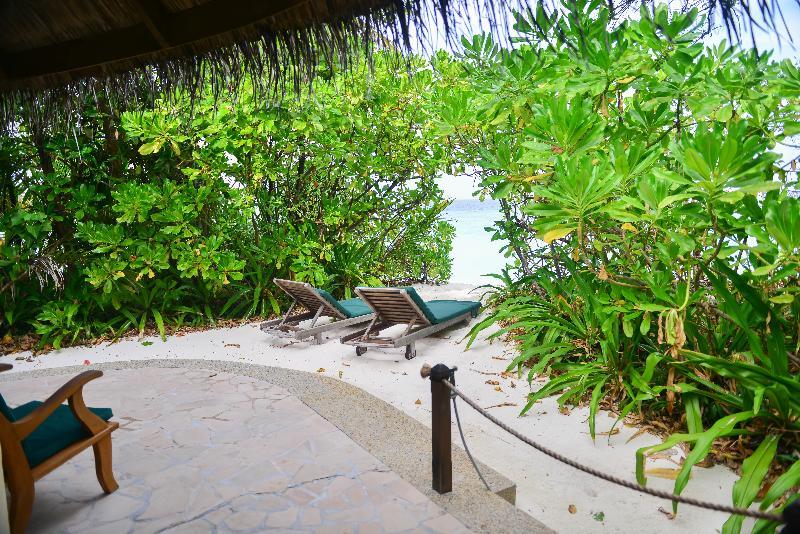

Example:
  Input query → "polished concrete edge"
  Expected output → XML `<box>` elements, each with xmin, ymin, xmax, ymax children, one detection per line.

<box><xmin>1</xmin><ymin>359</ymin><xmax>554</xmax><ymax>534</ymax></box>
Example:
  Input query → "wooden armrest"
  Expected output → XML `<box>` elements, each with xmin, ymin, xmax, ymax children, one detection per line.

<box><xmin>0</xmin><ymin>363</ymin><xmax>13</xmax><ymax>373</ymax></box>
<box><xmin>13</xmin><ymin>370</ymin><xmax>105</xmax><ymax>439</ymax></box>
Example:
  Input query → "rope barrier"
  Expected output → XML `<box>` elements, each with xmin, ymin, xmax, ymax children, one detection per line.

<box><xmin>441</xmin><ymin>378</ymin><xmax>786</xmax><ymax>524</ymax></box>
<box><xmin>452</xmin><ymin>396</ymin><xmax>492</xmax><ymax>492</ymax></box>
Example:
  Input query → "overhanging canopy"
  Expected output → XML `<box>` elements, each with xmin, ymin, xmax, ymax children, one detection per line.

<box><xmin>0</xmin><ymin>0</ymin><xmax>510</xmax><ymax>130</ymax></box>
<box><xmin>0</xmin><ymin>0</ymin><xmax>788</xmax><ymax>131</ymax></box>
<box><xmin>0</xmin><ymin>0</ymin><xmax>396</xmax><ymax>92</ymax></box>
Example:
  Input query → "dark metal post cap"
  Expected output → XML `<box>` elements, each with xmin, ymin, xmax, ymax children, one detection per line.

<box><xmin>784</xmin><ymin>499</ymin><xmax>800</xmax><ymax>534</ymax></box>
<box><xmin>420</xmin><ymin>363</ymin><xmax>457</xmax><ymax>382</ymax></box>
<box><xmin>431</xmin><ymin>364</ymin><xmax>452</xmax><ymax>383</ymax></box>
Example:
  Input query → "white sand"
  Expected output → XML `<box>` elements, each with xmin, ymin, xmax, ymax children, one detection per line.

<box><xmin>2</xmin><ymin>283</ymin><xmax>742</xmax><ymax>533</ymax></box>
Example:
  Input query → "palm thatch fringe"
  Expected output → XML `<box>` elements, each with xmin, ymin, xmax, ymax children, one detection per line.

<box><xmin>0</xmin><ymin>0</ymin><xmax>530</xmax><ymax>132</ymax></box>
<box><xmin>0</xmin><ymin>0</ymin><xmax>793</xmax><ymax>132</ymax></box>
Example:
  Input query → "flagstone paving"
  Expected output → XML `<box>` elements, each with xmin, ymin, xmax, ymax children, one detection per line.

<box><xmin>3</xmin><ymin>367</ymin><xmax>471</xmax><ymax>533</ymax></box>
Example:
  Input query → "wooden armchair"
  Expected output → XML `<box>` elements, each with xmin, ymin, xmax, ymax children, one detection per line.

<box><xmin>0</xmin><ymin>364</ymin><xmax>119</xmax><ymax>534</ymax></box>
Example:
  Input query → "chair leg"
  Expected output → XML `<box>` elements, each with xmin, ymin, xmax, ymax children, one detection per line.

<box><xmin>93</xmin><ymin>436</ymin><xmax>118</xmax><ymax>493</ymax></box>
<box><xmin>8</xmin><ymin>477</ymin><xmax>34</xmax><ymax>534</ymax></box>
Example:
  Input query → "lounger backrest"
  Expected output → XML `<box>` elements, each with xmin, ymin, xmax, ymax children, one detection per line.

<box><xmin>354</xmin><ymin>287</ymin><xmax>433</xmax><ymax>326</ymax></box>
<box><xmin>274</xmin><ymin>279</ymin><xmax>347</xmax><ymax>319</ymax></box>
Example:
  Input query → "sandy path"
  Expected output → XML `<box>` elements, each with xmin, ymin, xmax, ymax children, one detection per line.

<box><xmin>2</xmin><ymin>283</ymin><xmax>742</xmax><ymax>533</ymax></box>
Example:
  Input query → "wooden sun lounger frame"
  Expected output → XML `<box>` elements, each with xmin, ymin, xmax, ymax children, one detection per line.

<box><xmin>260</xmin><ymin>279</ymin><xmax>374</xmax><ymax>345</ymax></box>
<box><xmin>341</xmin><ymin>287</ymin><xmax>476</xmax><ymax>360</ymax></box>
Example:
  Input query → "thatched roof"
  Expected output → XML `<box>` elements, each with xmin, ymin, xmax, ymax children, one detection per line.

<box><xmin>0</xmin><ymin>0</ymin><xmax>523</xmax><ymax>131</ymax></box>
<box><xmin>0</xmin><ymin>0</ymin><xmax>790</xmax><ymax>131</ymax></box>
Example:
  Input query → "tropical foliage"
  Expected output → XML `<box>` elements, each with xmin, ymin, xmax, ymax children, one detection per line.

<box><xmin>0</xmin><ymin>53</ymin><xmax>454</xmax><ymax>348</ymax></box>
<box><xmin>441</xmin><ymin>1</ymin><xmax>800</xmax><ymax>530</ymax></box>
<box><xmin>1</xmin><ymin>1</ymin><xmax>798</xmax><ymax>529</ymax></box>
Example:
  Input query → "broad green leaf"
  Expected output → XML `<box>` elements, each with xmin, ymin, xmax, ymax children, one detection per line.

<box><xmin>721</xmin><ymin>435</ymin><xmax>779</xmax><ymax>534</ymax></box>
<box><xmin>588</xmin><ymin>377</ymin><xmax>609</xmax><ymax>441</ymax></box>
<box><xmin>540</xmin><ymin>227</ymin><xmax>575</xmax><ymax>243</ymax></box>
<box><xmin>152</xmin><ymin>309</ymin><xmax>166</xmax><ymax>342</ymax></box>
<box><xmin>640</xmin><ymin>312</ymin><xmax>651</xmax><ymax>335</ymax></box>
<box><xmin>752</xmin><ymin>264</ymin><xmax>778</xmax><ymax>277</ymax></box>
<box><xmin>759</xmin><ymin>459</ymin><xmax>800</xmax><ymax>511</ymax></box>
<box><xmin>636</xmin><ymin>412</ymin><xmax>754</xmax><ymax>513</ymax></box>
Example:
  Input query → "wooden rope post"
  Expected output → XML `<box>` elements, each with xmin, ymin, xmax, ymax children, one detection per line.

<box><xmin>421</xmin><ymin>363</ymin><xmax>455</xmax><ymax>494</ymax></box>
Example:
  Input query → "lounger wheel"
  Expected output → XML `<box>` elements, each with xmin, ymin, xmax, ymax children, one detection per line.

<box><xmin>404</xmin><ymin>345</ymin><xmax>416</xmax><ymax>360</ymax></box>
<box><xmin>356</xmin><ymin>346</ymin><xmax>367</xmax><ymax>356</ymax></box>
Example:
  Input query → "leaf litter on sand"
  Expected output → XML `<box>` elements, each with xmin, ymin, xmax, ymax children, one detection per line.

<box><xmin>645</xmin><ymin>467</ymin><xmax>688</xmax><ymax>480</ymax></box>
<box><xmin>471</xmin><ymin>368</ymin><xmax>501</xmax><ymax>376</ymax></box>
<box><xmin>658</xmin><ymin>507</ymin><xmax>676</xmax><ymax>520</ymax></box>
<box><xmin>484</xmin><ymin>402</ymin><xmax>518</xmax><ymax>409</ymax></box>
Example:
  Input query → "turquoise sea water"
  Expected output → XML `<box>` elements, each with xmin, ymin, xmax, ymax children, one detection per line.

<box><xmin>442</xmin><ymin>199</ymin><xmax>508</xmax><ymax>284</ymax></box>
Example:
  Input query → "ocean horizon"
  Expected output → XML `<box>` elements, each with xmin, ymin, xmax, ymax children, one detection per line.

<box><xmin>442</xmin><ymin>199</ymin><xmax>508</xmax><ymax>284</ymax></box>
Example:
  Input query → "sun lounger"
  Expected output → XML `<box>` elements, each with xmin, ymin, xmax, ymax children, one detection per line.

<box><xmin>341</xmin><ymin>287</ymin><xmax>481</xmax><ymax>359</ymax></box>
<box><xmin>260</xmin><ymin>279</ymin><xmax>375</xmax><ymax>344</ymax></box>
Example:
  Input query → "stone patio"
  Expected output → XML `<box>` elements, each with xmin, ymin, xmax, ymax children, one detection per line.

<box><xmin>3</xmin><ymin>367</ymin><xmax>470</xmax><ymax>533</ymax></box>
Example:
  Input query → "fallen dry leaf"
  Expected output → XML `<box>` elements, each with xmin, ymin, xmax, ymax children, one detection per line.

<box><xmin>658</xmin><ymin>507</ymin><xmax>676</xmax><ymax>520</ymax></box>
<box><xmin>568</xmin><ymin>504</ymin><xmax>577</xmax><ymax>514</ymax></box>
<box><xmin>342</xmin><ymin>363</ymin><xmax>351</xmax><ymax>367</ymax></box>
<box><xmin>484</xmin><ymin>402</ymin><xmax>517</xmax><ymax>409</ymax></box>
<box><xmin>559</xmin><ymin>406</ymin><xmax>571</xmax><ymax>415</ymax></box>
<box><xmin>485</xmin><ymin>379</ymin><xmax>500</xmax><ymax>386</ymax></box>
<box><xmin>625</xmin><ymin>427</ymin><xmax>650</xmax><ymax>444</ymax></box>
<box><xmin>471</xmin><ymin>369</ymin><xmax>500</xmax><ymax>376</ymax></box>
<box><xmin>224</xmin><ymin>343</ymin><xmax>240</xmax><ymax>348</ymax></box>
<box><xmin>316</xmin><ymin>368</ymin><xmax>325</xmax><ymax>373</ymax></box>
<box><xmin>494</xmin><ymin>386</ymin><xmax>503</xmax><ymax>392</ymax></box>
<box><xmin>645</xmin><ymin>468</ymin><xmax>688</xmax><ymax>480</ymax></box>
<box><xmin>491</xmin><ymin>356</ymin><xmax>508</xmax><ymax>361</ymax></box>
<box><xmin>595</xmin><ymin>428</ymin><xmax>620</xmax><ymax>436</ymax></box>
<box><xmin>510</xmin><ymin>381</ymin><xmax>516</xmax><ymax>388</ymax></box>
<box><xmin>414</xmin><ymin>399</ymin><xmax>422</xmax><ymax>405</ymax></box>
<box><xmin>648</xmin><ymin>450</ymin><xmax>681</xmax><ymax>465</ymax></box>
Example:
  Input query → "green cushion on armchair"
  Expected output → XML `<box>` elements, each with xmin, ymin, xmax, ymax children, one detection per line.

<box><xmin>0</xmin><ymin>393</ymin><xmax>15</xmax><ymax>422</ymax></box>
<box><xmin>12</xmin><ymin>401</ymin><xmax>113</xmax><ymax>468</ymax></box>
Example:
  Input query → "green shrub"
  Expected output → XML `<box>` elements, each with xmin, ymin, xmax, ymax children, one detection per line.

<box><xmin>447</xmin><ymin>1</ymin><xmax>800</xmax><ymax>529</ymax></box>
<box><xmin>0</xmin><ymin>51</ymin><xmax>454</xmax><ymax>344</ymax></box>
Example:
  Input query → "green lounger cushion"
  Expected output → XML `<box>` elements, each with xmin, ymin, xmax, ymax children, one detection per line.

<box><xmin>338</xmin><ymin>298</ymin><xmax>373</xmax><ymax>318</ymax></box>
<box><xmin>425</xmin><ymin>300</ymin><xmax>481</xmax><ymax>323</ymax></box>
<box><xmin>12</xmin><ymin>401</ymin><xmax>113</xmax><ymax>468</ymax></box>
<box><xmin>401</xmin><ymin>288</ymin><xmax>480</xmax><ymax>324</ymax></box>
<box><xmin>0</xmin><ymin>393</ymin><xmax>15</xmax><ymax>422</ymax></box>
<box><xmin>315</xmin><ymin>289</ymin><xmax>372</xmax><ymax>318</ymax></box>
